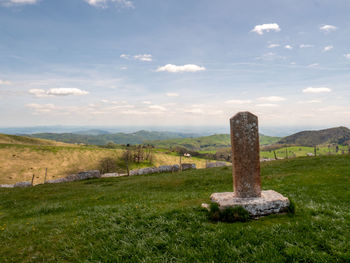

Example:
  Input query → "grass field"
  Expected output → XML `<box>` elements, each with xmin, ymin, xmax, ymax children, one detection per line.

<box><xmin>0</xmin><ymin>144</ymin><xmax>207</xmax><ymax>185</ymax></box>
<box><xmin>0</xmin><ymin>155</ymin><xmax>349</xmax><ymax>262</ymax></box>
<box><xmin>260</xmin><ymin>145</ymin><xmax>349</xmax><ymax>159</ymax></box>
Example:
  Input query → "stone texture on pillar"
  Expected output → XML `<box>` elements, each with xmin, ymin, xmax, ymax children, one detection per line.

<box><xmin>204</xmin><ymin>111</ymin><xmax>290</xmax><ymax>218</ymax></box>
<box><xmin>230</xmin><ymin>112</ymin><xmax>261</xmax><ymax>198</ymax></box>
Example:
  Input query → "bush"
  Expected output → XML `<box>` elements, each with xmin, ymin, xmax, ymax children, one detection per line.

<box><xmin>288</xmin><ymin>199</ymin><xmax>296</xmax><ymax>215</ymax></box>
<box><xmin>208</xmin><ymin>203</ymin><xmax>250</xmax><ymax>223</ymax></box>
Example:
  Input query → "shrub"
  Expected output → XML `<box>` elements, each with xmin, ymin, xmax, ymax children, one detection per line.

<box><xmin>208</xmin><ymin>203</ymin><xmax>250</xmax><ymax>223</ymax></box>
<box><xmin>288</xmin><ymin>199</ymin><xmax>296</xmax><ymax>215</ymax></box>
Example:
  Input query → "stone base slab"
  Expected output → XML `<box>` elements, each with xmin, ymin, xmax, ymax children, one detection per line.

<box><xmin>210</xmin><ymin>190</ymin><xmax>289</xmax><ymax>217</ymax></box>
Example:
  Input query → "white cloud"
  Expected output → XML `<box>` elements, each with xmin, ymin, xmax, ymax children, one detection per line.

<box><xmin>149</xmin><ymin>105</ymin><xmax>167</xmax><ymax>111</ymax></box>
<box><xmin>166</xmin><ymin>92</ymin><xmax>179</xmax><ymax>97</ymax></box>
<box><xmin>143</xmin><ymin>101</ymin><xmax>151</xmax><ymax>104</ymax></box>
<box><xmin>0</xmin><ymin>79</ymin><xmax>12</xmax><ymax>86</ymax></box>
<box><xmin>120</xmin><ymin>54</ymin><xmax>130</xmax><ymax>59</ymax></box>
<box><xmin>85</xmin><ymin>0</ymin><xmax>134</xmax><ymax>8</ymax></box>
<box><xmin>307</xmin><ymin>63</ymin><xmax>319</xmax><ymax>68</ymax></box>
<box><xmin>298</xmin><ymin>99</ymin><xmax>323</xmax><ymax>104</ymax></box>
<box><xmin>344</xmin><ymin>53</ymin><xmax>350</xmax><ymax>59</ymax></box>
<box><xmin>257</xmin><ymin>96</ymin><xmax>286</xmax><ymax>102</ymax></box>
<box><xmin>2</xmin><ymin>0</ymin><xmax>38</xmax><ymax>5</ymax></box>
<box><xmin>302</xmin><ymin>87</ymin><xmax>331</xmax><ymax>93</ymax></box>
<box><xmin>225</xmin><ymin>99</ymin><xmax>252</xmax><ymax>104</ymax></box>
<box><xmin>284</xmin><ymin>45</ymin><xmax>293</xmax><ymax>50</ymax></box>
<box><xmin>48</xmin><ymin>88</ymin><xmax>89</xmax><ymax>96</ymax></box>
<box><xmin>256</xmin><ymin>52</ymin><xmax>286</xmax><ymax>61</ymax></box>
<box><xmin>300</xmin><ymin>44</ymin><xmax>314</xmax><ymax>48</ymax></box>
<box><xmin>26</xmin><ymin>103</ymin><xmax>56</xmax><ymax>113</ymax></box>
<box><xmin>184</xmin><ymin>108</ymin><xmax>203</xmax><ymax>114</ymax></box>
<box><xmin>156</xmin><ymin>64</ymin><xmax>206</xmax><ymax>73</ymax></box>
<box><xmin>320</xmin><ymin>25</ymin><xmax>337</xmax><ymax>32</ymax></box>
<box><xmin>29</xmin><ymin>89</ymin><xmax>47</xmax><ymax>98</ymax></box>
<box><xmin>29</xmin><ymin>88</ymin><xmax>89</xmax><ymax>97</ymax></box>
<box><xmin>268</xmin><ymin>44</ymin><xmax>280</xmax><ymax>48</ymax></box>
<box><xmin>134</xmin><ymin>54</ymin><xmax>152</xmax><ymax>62</ymax></box>
<box><xmin>323</xmin><ymin>45</ymin><xmax>333</xmax><ymax>52</ymax></box>
<box><xmin>251</xmin><ymin>23</ymin><xmax>281</xmax><ymax>35</ymax></box>
<box><xmin>255</xmin><ymin>103</ymin><xmax>279</xmax><ymax>107</ymax></box>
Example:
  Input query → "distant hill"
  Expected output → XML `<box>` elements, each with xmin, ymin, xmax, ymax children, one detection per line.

<box><xmin>278</xmin><ymin>126</ymin><xmax>350</xmax><ymax>146</ymax></box>
<box><xmin>149</xmin><ymin>134</ymin><xmax>281</xmax><ymax>151</ymax></box>
<box><xmin>73</xmin><ymin>129</ymin><xmax>111</xmax><ymax>136</ymax></box>
<box><xmin>0</xmin><ymin>133</ymin><xmax>69</xmax><ymax>146</ymax></box>
<box><xmin>29</xmin><ymin>130</ymin><xmax>200</xmax><ymax>145</ymax></box>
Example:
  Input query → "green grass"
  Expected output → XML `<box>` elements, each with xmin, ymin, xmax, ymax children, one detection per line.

<box><xmin>261</xmin><ymin>145</ymin><xmax>349</xmax><ymax>159</ymax></box>
<box><xmin>0</xmin><ymin>155</ymin><xmax>349</xmax><ymax>262</ymax></box>
<box><xmin>150</xmin><ymin>134</ymin><xmax>280</xmax><ymax>151</ymax></box>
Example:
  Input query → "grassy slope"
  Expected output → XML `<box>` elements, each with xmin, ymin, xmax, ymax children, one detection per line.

<box><xmin>0</xmin><ymin>144</ymin><xmax>207</xmax><ymax>185</ymax></box>
<box><xmin>150</xmin><ymin>134</ymin><xmax>280</xmax><ymax>151</ymax></box>
<box><xmin>30</xmin><ymin>130</ymin><xmax>199</xmax><ymax>145</ymax></box>
<box><xmin>0</xmin><ymin>155</ymin><xmax>349</xmax><ymax>262</ymax></box>
<box><xmin>0</xmin><ymin>134</ymin><xmax>69</xmax><ymax>146</ymax></box>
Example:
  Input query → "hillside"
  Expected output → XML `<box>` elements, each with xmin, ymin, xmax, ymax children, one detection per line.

<box><xmin>0</xmin><ymin>142</ymin><xmax>207</xmax><ymax>185</ymax></box>
<box><xmin>278</xmin><ymin>126</ymin><xmax>350</xmax><ymax>146</ymax></box>
<box><xmin>0</xmin><ymin>155</ymin><xmax>349</xmax><ymax>262</ymax></box>
<box><xmin>150</xmin><ymin>134</ymin><xmax>280</xmax><ymax>151</ymax></box>
<box><xmin>0</xmin><ymin>133</ymin><xmax>69</xmax><ymax>146</ymax></box>
<box><xmin>29</xmin><ymin>130</ymin><xmax>199</xmax><ymax>145</ymax></box>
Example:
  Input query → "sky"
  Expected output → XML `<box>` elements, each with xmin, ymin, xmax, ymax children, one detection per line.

<box><xmin>0</xmin><ymin>0</ymin><xmax>350</xmax><ymax>132</ymax></box>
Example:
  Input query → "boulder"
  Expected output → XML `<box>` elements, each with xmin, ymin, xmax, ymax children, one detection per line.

<box><xmin>181</xmin><ymin>163</ymin><xmax>196</xmax><ymax>170</ymax></box>
<box><xmin>46</xmin><ymin>178</ymin><xmax>69</xmax><ymax>184</ymax></box>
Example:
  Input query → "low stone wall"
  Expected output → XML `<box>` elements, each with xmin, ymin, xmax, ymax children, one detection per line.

<box><xmin>46</xmin><ymin>170</ymin><xmax>100</xmax><ymax>184</ymax></box>
<box><xmin>206</xmin><ymin>161</ymin><xmax>230</xmax><ymax>168</ymax></box>
<box><xmin>0</xmin><ymin>163</ymin><xmax>199</xmax><ymax>188</ymax></box>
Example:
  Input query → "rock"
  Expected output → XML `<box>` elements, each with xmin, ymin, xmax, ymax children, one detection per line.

<box><xmin>13</xmin><ymin>181</ymin><xmax>32</xmax><ymax>188</ymax></box>
<box><xmin>137</xmin><ymin>167</ymin><xmax>159</xmax><ymax>175</ymax></box>
<box><xmin>201</xmin><ymin>203</ymin><xmax>210</xmax><ymax>210</ymax></box>
<box><xmin>210</xmin><ymin>190</ymin><xmax>290</xmax><ymax>217</ymax></box>
<box><xmin>172</xmin><ymin>164</ymin><xmax>180</xmax><ymax>172</ymax></box>
<box><xmin>65</xmin><ymin>170</ymin><xmax>100</xmax><ymax>182</ymax></box>
<box><xmin>206</xmin><ymin>162</ymin><xmax>229</xmax><ymax>168</ymax></box>
<box><xmin>46</xmin><ymin>178</ymin><xmax>69</xmax><ymax>184</ymax></box>
<box><xmin>181</xmin><ymin>163</ymin><xmax>196</xmax><ymax>170</ymax></box>
<box><xmin>101</xmin><ymin>173</ymin><xmax>120</xmax><ymax>178</ymax></box>
<box><xmin>129</xmin><ymin>169</ymin><xmax>139</xmax><ymax>176</ymax></box>
<box><xmin>158</xmin><ymin>165</ymin><xmax>173</xmax><ymax>172</ymax></box>
<box><xmin>0</xmin><ymin>184</ymin><xmax>14</xmax><ymax>188</ymax></box>
<box><xmin>47</xmin><ymin>170</ymin><xmax>101</xmax><ymax>184</ymax></box>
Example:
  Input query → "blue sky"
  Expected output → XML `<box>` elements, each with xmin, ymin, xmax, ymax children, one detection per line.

<box><xmin>1</xmin><ymin>0</ymin><xmax>350</xmax><ymax>131</ymax></box>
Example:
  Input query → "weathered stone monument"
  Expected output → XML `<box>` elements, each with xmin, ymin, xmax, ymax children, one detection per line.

<box><xmin>208</xmin><ymin>112</ymin><xmax>289</xmax><ymax>217</ymax></box>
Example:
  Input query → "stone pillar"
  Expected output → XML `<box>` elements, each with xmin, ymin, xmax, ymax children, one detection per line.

<box><xmin>230</xmin><ymin>112</ymin><xmax>261</xmax><ymax>198</ymax></box>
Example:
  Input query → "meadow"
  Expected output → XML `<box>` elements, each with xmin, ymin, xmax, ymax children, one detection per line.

<box><xmin>0</xmin><ymin>155</ymin><xmax>349</xmax><ymax>262</ymax></box>
<box><xmin>0</xmin><ymin>143</ymin><xmax>207</xmax><ymax>185</ymax></box>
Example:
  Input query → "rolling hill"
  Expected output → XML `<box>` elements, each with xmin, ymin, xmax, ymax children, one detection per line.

<box><xmin>0</xmin><ymin>133</ymin><xmax>69</xmax><ymax>146</ymax></box>
<box><xmin>278</xmin><ymin>126</ymin><xmax>350</xmax><ymax>146</ymax></box>
<box><xmin>149</xmin><ymin>134</ymin><xmax>281</xmax><ymax>151</ymax></box>
<box><xmin>29</xmin><ymin>130</ymin><xmax>199</xmax><ymax>145</ymax></box>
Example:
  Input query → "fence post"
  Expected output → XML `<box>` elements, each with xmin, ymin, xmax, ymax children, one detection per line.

<box><xmin>31</xmin><ymin>174</ymin><xmax>35</xmax><ymax>186</ymax></box>
<box><xmin>44</xmin><ymin>168</ymin><xmax>48</xmax><ymax>183</ymax></box>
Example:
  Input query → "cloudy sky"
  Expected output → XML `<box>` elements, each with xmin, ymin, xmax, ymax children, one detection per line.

<box><xmin>1</xmin><ymin>0</ymin><xmax>350</xmax><ymax>130</ymax></box>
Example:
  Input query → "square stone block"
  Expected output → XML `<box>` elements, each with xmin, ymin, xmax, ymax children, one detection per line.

<box><xmin>210</xmin><ymin>190</ymin><xmax>290</xmax><ymax>217</ymax></box>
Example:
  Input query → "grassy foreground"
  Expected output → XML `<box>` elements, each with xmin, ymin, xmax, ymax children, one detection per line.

<box><xmin>0</xmin><ymin>155</ymin><xmax>349</xmax><ymax>262</ymax></box>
